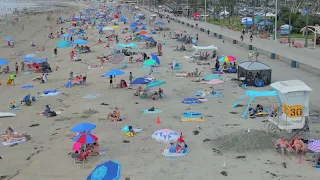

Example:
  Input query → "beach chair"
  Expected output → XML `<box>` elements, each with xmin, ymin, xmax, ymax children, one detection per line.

<box><xmin>72</xmin><ymin>153</ymin><xmax>85</xmax><ymax>165</ymax></box>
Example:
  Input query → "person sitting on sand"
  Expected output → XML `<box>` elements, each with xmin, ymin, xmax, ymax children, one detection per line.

<box><xmin>107</xmin><ymin>107</ymin><xmax>120</xmax><ymax>122</ymax></box>
<box><xmin>89</xmin><ymin>142</ymin><xmax>100</xmax><ymax>156</ymax></box>
<box><xmin>293</xmin><ymin>135</ymin><xmax>306</xmax><ymax>157</ymax></box>
<box><xmin>134</xmin><ymin>86</ymin><xmax>142</xmax><ymax>96</ymax></box>
<box><xmin>1</xmin><ymin>66</ymin><xmax>9</xmax><ymax>74</ymax></box>
<box><xmin>42</xmin><ymin>105</ymin><xmax>51</xmax><ymax>117</ymax></box>
<box><xmin>313</xmin><ymin>152</ymin><xmax>320</xmax><ymax>165</ymax></box>
<box><xmin>1</xmin><ymin>127</ymin><xmax>24</xmax><ymax>142</ymax></box>
<box><xmin>98</xmin><ymin>39</ymin><xmax>103</xmax><ymax>44</ymax></box>
<box><xmin>31</xmin><ymin>42</ymin><xmax>35</xmax><ymax>47</ymax></box>
<box><xmin>256</xmin><ymin>104</ymin><xmax>263</xmax><ymax>111</ymax></box>
<box><xmin>9</xmin><ymin>101</ymin><xmax>17</xmax><ymax>109</ymax></box>
<box><xmin>167</xmin><ymin>142</ymin><xmax>176</xmax><ymax>153</ymax></box>
<box><xmin>276</xmin><ymin>136</ymin><xmax>291</xmax><ymax>160</ymax></box>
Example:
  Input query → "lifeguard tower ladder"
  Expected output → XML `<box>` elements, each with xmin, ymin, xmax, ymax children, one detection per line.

<box><xmin>267</xmin><ymin>80</ymin><xmax>312</xmax><ymax>133</ymax></box>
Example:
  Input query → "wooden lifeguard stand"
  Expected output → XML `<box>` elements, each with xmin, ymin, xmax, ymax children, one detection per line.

<box><xmin>269</xmin><ymin>80</ymin><xmax>312</xmax><ymax>132</ymax></box>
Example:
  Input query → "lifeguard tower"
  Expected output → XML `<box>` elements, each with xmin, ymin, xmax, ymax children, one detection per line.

<box><xmin>269</xmin><ymin>80</ymin><xmax>312</xmax><ymax>132</ymax></box>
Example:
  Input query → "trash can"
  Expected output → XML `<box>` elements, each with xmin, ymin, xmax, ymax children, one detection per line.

<box><xmin>271</xmin><ymin>53</ymin><xmax>275</xmax><ymax>59</ymax></box>
<box><xmin>233</xmin><ymin>40</ymin><xmax>237</xmax><ymax>44</ymax></box>
<box><xmin>249</xmin><ymin>45</ymin><xmax>253</xmax><ymax>50</ymax></box>
<box><xmin>218</xmin><ymin>34</ymin><xmax>222</xmax><ymax>39</ymax></box>
<box><xmin>291</xmin><ymin>61</ymin><xmax>297</xmax><ymax>68</ymax></box>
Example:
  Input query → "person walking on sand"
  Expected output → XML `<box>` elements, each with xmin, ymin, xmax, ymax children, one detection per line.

<box><xmin>9</xmin><ymin>73</ymin><xmax>15</xmax><ymax>85</ymax></box>
<box><xmin>70</xmin><ymin>50</ymin><xmax>74</xmax><ymax>61</ymax></box>
<box><xmin>254</xmin><ymin>49</ymin><xmax>259</xmax><ymax>61</ymax></box>
<box><xmin>129</xmin><ymin>72</ymin><xmax>133</xmax><ymax>83</ymax></box>
<box><xmin>54</xmin><ymin>47</ymin><xmax>57</xmax><ymax>57</ymax></box>
<box><xmin>83</xmin><ymin>72</ymin><xmax>87</xmax><ymax>85</ymax></box>
<box><xmin>15</xmin><ymin>62</ymin><xmax>18</xmax><ymax>75</ymax></box>
<box><xmin>250</xmin><ymin>34</ymin><xmax>253</xmax><ymax>43</ymax></box>
<box><xmin>21</xmin><ymin>61</ymin><xmax>25</xmax><ymax>71</ymax></box>
<box><xmin>109</xmin><ymin>75</ymin><xmax>113</xmax><ymax>88</ymax></box>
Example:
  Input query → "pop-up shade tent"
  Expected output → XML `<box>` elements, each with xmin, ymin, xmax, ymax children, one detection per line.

<box><xmin>193</xmin><ymin>44</ymin><xmax>219</xmax><ymax>52</ymax></box>
<box><xmin>238</xmin><ymin>61</ymin><xmax>272</xmax><ymax>86</ymax></box>
<box><xmin>233</xmin><ymin>90</ymin><xmax>281</xmax><ymax>118</ymax></box>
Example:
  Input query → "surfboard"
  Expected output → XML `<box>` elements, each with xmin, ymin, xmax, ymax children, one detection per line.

<box><xmin>0</xmin><ymin>112</ymin><xmax>16</xmax><ymax>117</ymax></box>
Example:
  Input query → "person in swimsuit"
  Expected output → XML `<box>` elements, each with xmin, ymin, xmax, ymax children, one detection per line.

<box><xmin>276</xmin><ymin>136</ymin><xmax>291</xmax><ymax>160</ymax></box>
<box><xmin>293</xmin><ymin>136</ymin><xmax>306</xmax><ymax>157</ymax></box>
<box><xmin>15</xmin><ymin>62</ymin><xmax>18</xmax><ymax>75</ymax></box>
<box><xmin>109</xmin><ymin>75</ymin><xmax>113</xmax><ymax>88</ymax></box>
<box><xmin>107</xmin><ymin>107</ymin><xmax>120</xmax><ymax>122</ymax></box>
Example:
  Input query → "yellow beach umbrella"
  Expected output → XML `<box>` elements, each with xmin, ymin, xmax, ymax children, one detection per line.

<box><xmin>112</xmin><ymin>25</ymin><xmax>120</xmax><ymax>29</ymax></box>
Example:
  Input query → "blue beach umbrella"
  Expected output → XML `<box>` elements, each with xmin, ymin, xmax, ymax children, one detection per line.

<box><xmin>0</xmin><ymin>58</ymin><xmax>8</xmax><ymax>65</ymax></box>
<box><xmin>71</xmin><ymin>39</ymin><xmax>87</xmax><ymax>45</ymax></box>
<box><xmin>130</xmin><ymin>77</ymin><xmax>151</xmax><ymax>85</ymax></box>
<box><xmin>4</xmin><ymin>37</ymin><xmax>13</xmax><ymax>41</ymax></box>
<box><xmin>61</xmin><ymin>34</ymin><xmax>72</xmax><ymax>38</ymax></box>
<box><xmin>150</xmin><ymin>54</ymin><xmax>160</xmax><ymax>65</ymax></box>
<box><xmin>70</xmin><ymin>122</ymin><xmax>96</xmax><ymax>132</ymax></box>
<box><xmin>156</xmin><ymin>21</ymin><xmax>165</xmax><ymax>25</ymax></box>
<box><xmin>146</xmin><ymin>80</ymin><xmax>166</xmax><ymax>89</ymax></box>
<box><xmin>103</xmin><ymin>69</ymin><xmax>125</xmax><ymax>76</ymax></box>
<box><xmin>130</xmin><ymin>23</ymin><xmax>137</xmax><ymax>27</ymax></box>
<box><xmin>87</xmin><ymin>160</ymin><xmax>121</xmax><ymax>180</ymax></box>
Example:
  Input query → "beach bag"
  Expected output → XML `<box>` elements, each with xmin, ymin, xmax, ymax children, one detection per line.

<box><xmin>49</xmin><ymin>111</ymin><xmax>57</xmax><ymax>117</ymax></box>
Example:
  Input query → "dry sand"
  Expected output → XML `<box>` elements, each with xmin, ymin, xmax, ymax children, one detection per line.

<box><xmin>0</xmin><ymin>2</ymin><xmax>319</xmax><ymax>180</ymax></box>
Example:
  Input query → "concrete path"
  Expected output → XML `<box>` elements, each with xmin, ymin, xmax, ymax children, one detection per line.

<box><xmin>151</xmin><ymin>9</ymin><xmax>320</xmax><ymax>74</ymax></box>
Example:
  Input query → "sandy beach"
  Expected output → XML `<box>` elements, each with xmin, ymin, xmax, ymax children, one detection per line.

<box><xmin>0</xmin><ymin>1</ymin><xmax>320</xmax><ymax>180</ymax></box>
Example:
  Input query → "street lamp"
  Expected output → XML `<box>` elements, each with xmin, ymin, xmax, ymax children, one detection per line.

<box><xmin>205</xmin><ymin>0</ymin><xmax>207</xmax><ymax>22</ymax></box>
<box><xmin>274</xmin><ymin>0</ymin><xmax>278</xmax><ymax>41</ymax></box>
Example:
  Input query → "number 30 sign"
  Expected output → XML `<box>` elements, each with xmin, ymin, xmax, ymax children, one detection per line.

<box><xmin>282</xmin><ymin>104</ymin><xmax>303</xmax><ymax>118</ymax></box>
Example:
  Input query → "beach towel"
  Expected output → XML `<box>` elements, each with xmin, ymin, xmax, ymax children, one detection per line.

<box><xmin>162</xmin><ymin>149</ymin><xmax>188</xmax><ymax>157</ymax></box>
<box><xmin>83</xmin><ymin>94</ymin><xmax>100</xmax><ymax>99</ymax></box>
<box><xmin>184</xmin><ymin>112</ymin><xmax>201</xmax><ymax>116</ymax></box>
<box><xmin>21</xmin><ymin>85</ymin><xmax>34</xmax><ymax>89</ymax></box>
<box><xmin>23</xmin><ymin>72</ymin><xmax>32</xmax><ymax>75</ymax></box>
<box><xmin>9</xmin><ymin>107</ymin><xmax>21</xmax><ymax>110</ymax></box>
<box><xmin>88</xmin><ymin>66</ymin><xmax>103</xmax><ymax>70</ymax></box>
<box><xmin>142</xmin><ymin>109</ymin><xmax>162</xmax><ymax>114</ymax></box>
<box><xmin>2</xmin><ymin>138</ymin><xmax>26</xmax><ymax>146</ymax></box>
<box><xmin>41</xmin><ymin>90</ymin><xmax>59</xmax><ymax>97</ymax></box>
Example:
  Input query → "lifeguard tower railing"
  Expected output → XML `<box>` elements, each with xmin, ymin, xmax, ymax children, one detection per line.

<box><xmin>267</xmin><ymin>103</ymin><xmax>306</xmax><ymax>132</ymax></box>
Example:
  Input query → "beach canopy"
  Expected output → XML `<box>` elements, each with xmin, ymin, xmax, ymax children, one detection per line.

<box><xmin>22</xmin><ymin>56</ymin><xmax>47</xmax><ymax>63</ymax></box>
<box><xmin>146</xmin><ymin>80</ymin><xmax>166</xmax><ymax>89</ymax></box>
<box><xmin>0</xmin><ymin>58</ymin><xmax>8</xmax><ymax>65</ymax></box>
<box><xmin>116</xmin><ymin>43</ymin><xmax>138</xmax><ymax>48</ymax></box>
<box><xmin>131</xmin><ymin>77</ymin><xmax>151</xmax><ymax>85</ymax></box>
<box><xmin>71</xmin><ymin>39</ymin><xmax>87</xmax><ymax>45</ymax></box>
<box><xmin>103</xmin><ymin>69</ymin><xmax>125</xmax><ymax>76</ymax></box>
<box><xmin>4</xmin><ymin>37</ymin><xmax>13</xmax><ymax>41</ymax></box>
<box><xmin>193</xmin><ymin>44</ymin><xmax>218</xmax><ymax>51</ymax></box>
<box><xmin>150</xmin><ymin>54</ymin><xmax>160</xmax><ymax>64</ymax></box>
<box><xmin>72</xmin><ymin>133</ymin><xmax>98</xmax><ymax>144</ymax></box>
<box><xmin>87</xmin><ymin>160</ymin><xmax>121</xmax><ymax>180</ymax></box>
<box><xmin>102</xmin><ymin>26</ymin><xmax>114</xmax><ymax>31</ymax></box>
<box><xmin>56</xmin><ymin>40</ymin><xmax>70</xmax><ymax>48</ymax></box>
<box><xmin>70</xmin><ymin>122</ymin><xmax>96</xmax><ymax>132</ymax></box>
<box><xmin>152</xmin><ymin>129</ymin><xmax>179</xmax><ymax>143</ymax></box>
<box><xmin>232</xmin><ymin>90</ymin><xmax>281</xmax><ymax>118</ymax></box>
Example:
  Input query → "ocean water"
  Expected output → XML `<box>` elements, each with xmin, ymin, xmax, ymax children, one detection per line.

<box><xmin>0</xmin><ymin>0</ymin><xmax>74</xmax><ymax>16</ymax></box>
<box><xmin>0</xmin><ymin>0</ymin><xmax>41</xmax><ymax>15</ymax></box>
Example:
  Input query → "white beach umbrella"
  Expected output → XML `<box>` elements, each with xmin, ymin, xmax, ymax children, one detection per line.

<box><xmin>102</xmin><ymin>26</ymin><xmax>114</xmax><ymax>31</ymax></box>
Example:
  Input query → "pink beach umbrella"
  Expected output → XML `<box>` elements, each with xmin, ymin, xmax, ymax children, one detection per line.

<box><xmin>206</xmin><ymin>79</ymin><xmax>224</xmax><ymax>85</ymax></box>
<box><xmin>72</xmin><ymin>142</ymin><xmax>81</xmax><ymax>151</ymax></box>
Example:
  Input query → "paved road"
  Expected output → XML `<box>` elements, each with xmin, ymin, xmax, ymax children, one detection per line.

<box><xmin>151</xmin><ymin>9</ymin><xmax>320</xmax><ymax>73</ymax></box>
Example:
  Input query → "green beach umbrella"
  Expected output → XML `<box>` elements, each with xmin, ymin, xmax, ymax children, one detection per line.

<box><xmin>144</xmin><ymin>59</ymin><xmax>156</xmax><ymax>66</ymax></box>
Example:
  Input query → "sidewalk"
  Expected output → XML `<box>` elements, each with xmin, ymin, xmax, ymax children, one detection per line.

<box><xmin>148</xmin><ymin>8</ymin><xmax>320</xmax><ymax>74</ymax></box>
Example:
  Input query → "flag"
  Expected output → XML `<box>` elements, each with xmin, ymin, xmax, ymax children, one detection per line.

<box><xmin>110</xmin><ymin>53</ymin><xmax>125</xmax><ymax>64</ymax></box>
